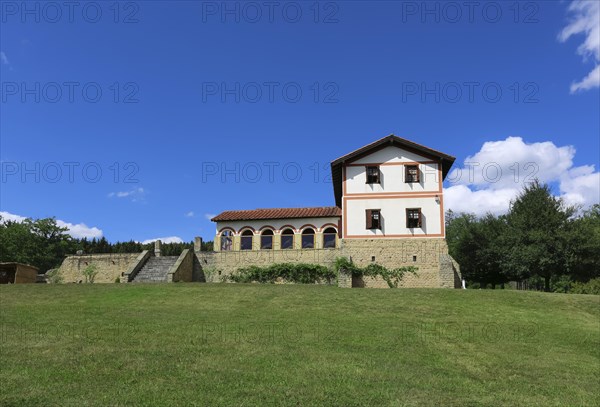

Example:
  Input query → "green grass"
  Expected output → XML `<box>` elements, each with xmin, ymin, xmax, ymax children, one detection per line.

<box><xmin>1</xmin><ymin>284</ymin><xmax>598</xmax><ymax>406</ymax></box>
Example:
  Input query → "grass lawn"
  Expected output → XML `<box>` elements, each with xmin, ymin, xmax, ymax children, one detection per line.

<box><xmin>0</xmin><ymin>284</ymin><xmax>599</xmax><ymax>406</ymax></box>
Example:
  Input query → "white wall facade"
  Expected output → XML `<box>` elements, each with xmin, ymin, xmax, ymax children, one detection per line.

<box><xmin>345</xmin><ymin>197</ymin><xmax>442</xmax><ymax>237</ymax></box>
<box><xmin>342</xmin><ymin>145</ymin><xmax>444</xmax><ymax>239</ymax></box>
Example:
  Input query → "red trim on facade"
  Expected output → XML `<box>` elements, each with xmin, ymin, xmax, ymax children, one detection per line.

<box><xmin>319</xmin><ymin>223</ymin><xmax>338</xmax><ymax>232</ymax></box>
<box><xmin>278</xmin><ymin>225</ymin><xmax>298</xmax><ymax>234</ymax></box>
<box><xmin>299</xmin><ymin>224</ymin><xmax>317</xmax><ymax>233</ymax></box>
<box><xmin>258</xmin><ymin>225</ymin><xmax>276</xmax><ymax>233</ymax></box>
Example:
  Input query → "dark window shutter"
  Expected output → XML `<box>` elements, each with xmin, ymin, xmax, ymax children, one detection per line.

<box><xmin>415</xmin><ymin>167</ymin><xmax>420</xmax><ymax>183</ymax></box>
<box><xmin>418</xmin><ymin>209</ymin><xmax>422</xmax><ymax>227</ymax></box>
<box><xmin>377</xmin><ymin>167</ymin><xmax>381</xmax><ymax>183</ymax></box>
<box><xmin>366</xmin><ymin>209</ymin><xmax>372</xmax><ymax>229</ymax></box>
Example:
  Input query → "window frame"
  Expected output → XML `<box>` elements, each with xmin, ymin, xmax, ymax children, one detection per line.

<box><xmin>365</xmin><ymin>165</ymin><xmax>381</xmax><ymax>184</ymax></box>
<box><xmin>260</xmin><ymin>229</ymin><xmax>274</xmax><ymax>250</ymax></box>
<box><xmin>240</xmin><ymin>230</ymin><xmax>254</xmax><ymax>250</ymax></box>
<box><xmin>405</xmin><ymin>165</ymin><xmax>420</xmax><ymax>183</ymax></box>
<box><xmin>366</xmin><ymin>209</ymin><xmax>382</xmax><ymax>230</ymax></box>
<box><xmin>280</xmin><ymin>228</ymin><xmax>295</xmax><ymax>250</ymax></box>
<box><xmin>406</xmin><ymin>208</ymin><xmax>422</xmax><ymax>228</ymax></box>
<box><xmin>322</xmin><ymin>227</ymin><xmax>337</xmax><ymax>249</ymax></box>
<box><xmin>220</xmin><ymin>230</ymin><xmax>233</xmax><ymax>251</ymax></box>
<box><xmin>301</xmin><ymin>228</ymin><xmax>315</xmax><ymax>249</ymax></box>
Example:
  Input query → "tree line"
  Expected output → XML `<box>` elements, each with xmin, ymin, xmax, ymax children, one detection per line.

<box><xmin>446</xmin><ymin>181</ymin><xmax>600</xmax><ymax>292</ymax></box>
<box><xmin>0</xmin><ymin>217</ymin><xmax>213</xmax><ymax>274</ymax></box>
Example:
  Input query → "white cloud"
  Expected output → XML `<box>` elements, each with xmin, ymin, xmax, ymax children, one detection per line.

<box><xmin>447</xmin><ymin>137</ymin><xmax>574</xmax><ymax>190</ymax></box>
<box><xmin>559</xmin><ymin>165</ymin><xmax>600</xmax><ymax>208</ymax></box>
<box><xmin>140</xmin><ymin>236</ymin><xmax>183</xmax><ymax>244</ymax></box>
<box><xmin>55</xmin><ymin>220</ymin><xmax>103</xmax><ymax>239</ymax></box>
<box><xmin>444</xmin><ymin>185</ymin><xmax>520</xmax><ymax>216</ymax></box>
<box><xmin>0</xmin><ymin>211</ymin><xmax>26</xmax><ymax>222</ymax></box>
<box><xmin>445</xmin><ymin>137</ymin><xmax>600</xmax><ymax>216</ymax></box>
<box><xmin>108</xmin><ymin>187</ymin><xmax>145</xmax><ymax>202</ymax></box>
<box><xmin>204</xmin><ymin>213</ymin><xmax>216</xmax><ymax>220</ymax></box>
<box><xmin>570</xmin><ymin>64</ymin><xmax>600</xmax><ymax>93</ymax></box>
<box><xmin>0</xmin><ymin>211</ymin><xmax>103</xmax><ymax>239</ymax></box>
<box><xmin>185</xmin><ymin>211</ymin><xmax>195</xmax><ymax>217</ymax></box>
<box><xmin>558</xmin><ymin>0</ymin><xmax>600</xmax><ymax>93</ymax></box>
<box><xmin>0</xmin><ymin>51</ymin><xmax>9</xmax><ymax>65</ymax></box>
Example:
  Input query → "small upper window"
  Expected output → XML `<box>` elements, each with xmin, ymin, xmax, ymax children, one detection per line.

<box><xmin>406</xmin><ymin>208</ymin><xmax>422</xmax><ymax>228</ymax></box>
<box><xmin>366</xmin><ymin>166</ymin><xmax>380</xmax><ymax>184</ymax></box>
<box><xmin>366</xmin><ymin>209</ymin><xmax>381</xmax><ymax>230</ymax></box>
<box><xmin>405</xmin><ymin>165</ymin><xmax>419</xmax><ymax>183</ymax></box>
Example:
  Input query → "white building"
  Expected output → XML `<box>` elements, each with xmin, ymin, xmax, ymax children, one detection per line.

<box><xmin>210</xmin><ymin>135</ymin><xmax>460</xmax><ymax>288</ymax></box>
<box><xmin>212</xmin><ymin>134</ymin><xmax>455</xmax><ymax>249</ymax></box>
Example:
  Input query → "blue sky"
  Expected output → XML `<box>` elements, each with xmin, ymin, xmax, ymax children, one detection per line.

<box><xmin>1</xmin><ymin>0</ymin><xmax>599</xmax><ymax>242</ymax></box>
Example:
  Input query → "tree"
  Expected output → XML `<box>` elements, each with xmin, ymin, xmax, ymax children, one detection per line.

<box><xmin>568</xmin><ymin>204</ymin><xmax>600</xmax><ymax>282</ymax></box>
<box><xmin>504</xmin><ymin>180</ymin><xmax>575</xmax><ymax>292</ymax></box>
<box><xmin>0</xmin><ymin>216</ymin><xmax>77</xmax><ymax>273</ymax></box>
<box><xmin>446</xmin><ymin>211</ymin><xmax>509</xmax><ymax>288</ymax></box>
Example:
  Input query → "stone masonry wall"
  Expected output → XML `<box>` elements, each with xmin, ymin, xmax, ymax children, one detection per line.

<box><xmin>195</xmin><ymin>248</ymin><xmax>340</xmax><ymax>282</ymax></box>
<box><xmin>58</xmin><ymin>253</ymin><xmax>139</xmax><ymax>283</ymax></box>
<box><xmin>196</xmin><ymin>237</ymin><xmax>459</xmax><ymax>288</ymax></box>
<box><xmin>340</xmin><ymin>238</ymin><xmax>451</xmax><ymax>288</ymax></box>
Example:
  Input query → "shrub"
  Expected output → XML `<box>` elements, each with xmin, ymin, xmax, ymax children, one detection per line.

<box><xmin>82</xmin><ymin>263</ymin><xmax>98</xmax><ymax>283</ymax></box>
<box><xmin>45</xmin><ymin>268</ymin><xmax>63</xmax><ymax>284</ymax></box>
<box><xmin>570</xmin><ymin>278</ymin><xmax>600</xmax><ymax>295</ymax></box>
<box><xmin>230</xmin><ymin>263</ymin><xmax>336</xmax><ymax>284</ymax></box>
<box><xmin>333</xmin><ymin>257</ymin><xmax>417</xmax><ymax>288</ymax></box>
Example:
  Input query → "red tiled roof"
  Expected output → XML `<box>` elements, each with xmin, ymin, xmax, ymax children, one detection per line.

<box><xmin>211</xmin><ymin>207</ymin><xmax>341</xmax><ymax>222</ymax></box>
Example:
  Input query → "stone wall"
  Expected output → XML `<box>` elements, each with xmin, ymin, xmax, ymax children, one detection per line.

<box><xmin>58</xmin><ymin>253</ymin><xmax>140</xmax><ymax>284</ymax></box>
<box><xmin>340</xmin><ymin>238</ymin><xmax>453</xmax><ymax>288</ymax></box>
<box><xmin>168</xmin><ymin>249</ymin><xmax>194</xmax><ymax>282</ymax></box>
<box><xmin>195</xmin><ymin>248</ymin><xmax>339</xmax><ymax>282</ymax></box>
<box><xmin>195</xmin><ymin>237</ymin><xmax>460</xmax><ymax>288</ymax></box>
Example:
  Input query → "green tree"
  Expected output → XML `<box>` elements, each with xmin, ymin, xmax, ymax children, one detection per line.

<box><xmin>567</xmin><ymin>204</ymin><xmax>600</xmax><ymax>282</ymax></box>
<box><xmin>0</xmin><ymin>216</ymin><xmax>76</xmax><ymax>273</ymax></box>
<box><xmin>504</xmin><ymin>181</ymin><xmax>575</xmax><ymax>292</ymax></box>
<box><xmin>446</xmin><ymin>211</ymin><xmax>508</xmax><ymax>288</ymax></box>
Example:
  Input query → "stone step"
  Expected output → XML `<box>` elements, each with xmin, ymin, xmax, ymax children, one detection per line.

<box><xmin>132</xmin><ymin>256</ymin><xmax>179</xmax><ymax>283</ymax></box>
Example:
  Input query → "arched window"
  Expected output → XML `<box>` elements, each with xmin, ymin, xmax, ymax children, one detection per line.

<box><xmin>261</xmin><ymin>229</ymin><xmax>274</xmax><ymax>250</ymax></box>
<box><xmin>322</xmin><ymin>227</ymin><xmax>337</xmax><ymax>249</ymax></box>
<box><xmin>220</xmin><ymin>230</ymin><xmax>233</xmax><ymax>251</ymax></box>
<box><xmin>241</xmin><ymin>230</ymin><xmax>254</xmax><ymax>251</ymax></box>
<box><xmin>301</xmin><ymin>228</ymin><xmax>315</xmax><ymax>249</ymax></box>
<box><xmin>280</xmin><ymin>228</ymin><xmax>294</xmax><ymax>249</ymax></box>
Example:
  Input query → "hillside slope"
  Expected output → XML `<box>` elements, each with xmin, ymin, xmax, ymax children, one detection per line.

<box><xmin>1</xmin><ymin>284</ymin><xmax>598</xmax><ymax>406</ymax></box>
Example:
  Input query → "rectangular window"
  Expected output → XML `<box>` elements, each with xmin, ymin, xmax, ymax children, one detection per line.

<box><xmin>302</xmin><ymin>235</ymin><xmax>314</xmax><ymax>249</ymax></box>
<box><xmin>366</xmin><ymin>209</ymin><xmax>381</xmax><ymax>230</ymax></box>
<box><xmin>366</xmin><ymin>166</ymin><xmax>380</xmax><ymax>184</ymax></box>
<box><xmin>405</xmin><ymin>165</ymin><xmax>419</xmax><ymax>183</ymax></box>
<box><xmin>241</xmin><ymin>236</ymin><xmax>253</xmax><ymax>250</ymax></box>
<box><xmin>323</xmin><ymin>233</ymin><xmax>336</xmax><ymax>248</ymax></box>
<box><xmin>406</xmin><ymin>208</ymin><xmax>422</xmax><ymax>228</ymax></box>
<box><xmin>281</xmin><ymin>235</ymin><xmax>294</xmax><ymax>249</ymax></box>
<box><xmin>261</xmin><ymin>235</ymin><xmax>273</xmax><ymax>250</ymax></box>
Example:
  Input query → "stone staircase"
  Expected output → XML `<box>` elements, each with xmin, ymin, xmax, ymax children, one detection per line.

<box><xmin>132</xmin><ymin>256</ymin><xmax>178</xmax><ymax>283</ymax></box>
